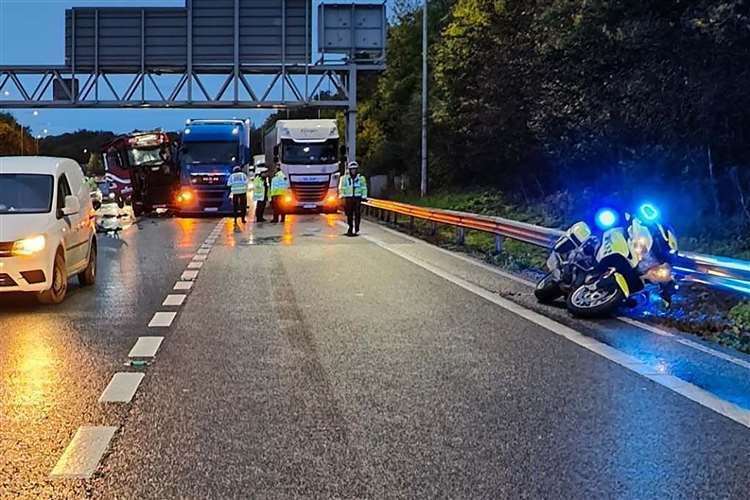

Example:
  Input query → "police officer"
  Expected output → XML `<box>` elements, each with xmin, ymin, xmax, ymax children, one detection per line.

<box><xmin>270</xmin><ymin>165</ymin><xmax>290</xmax><ymax>224</ymax></box>
<box><xmin>253</xmin><ymin>166</ymin><xmax>269</xmax><ymax>222</ymax></box>
<box><xmin>226</xmin><ymin>165</ymin><xmax>249</xmax><ymax>224</ymax></box>
<box><xmin>339</xmin><ymin>161</ymin><xmax>368</xmax><ymax>236</ymax></box>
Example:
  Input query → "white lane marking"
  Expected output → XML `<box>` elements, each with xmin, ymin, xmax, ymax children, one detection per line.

<box><xmin>98</xmin><ymin>373</ymin><xmax>145</xmax><ymax>403</ymax></box>
<box><xmin>174</xmin><ymin>281</ymin><xmax>194</xmax><ymax>291</ymax></box>
<box><xmin>369</xmin><ymin>221</ymin><xmax>534</xmax><ymax>287</ymax></box>
<box><xmin>197</xmin><ymin>248</ymin><xmax>210</xmax><ymax>255</ymax></box>
<box><xmin>163</xmin><ymin>294</ymin><xmax>187</xmax><ymax>307</ymax></box>
<box><xmin>617</xmin><ymin>316</ymin><xmax>750</xmax><ymax>371</ymax></box>
<box><xmin>362</xmin><ymin>232</ymin><xmax>750</xmax><ymax>429</ymax></box>
<box><xmin>50</xmin><ymin>426</ymin><xmax>118</xmax><ymax>479</ymax></box>
<box><xmin>192</xmin><ymin>254</ymin><xmax>208</xmax><ymax>262</ymax></box>
<box><xmin>148</xmin><ymin>311</ymin><xmax>177</xmax><ymax>328</ymax></box>
<box><xmin>367</xmin><ymin>221</ymin><xmax>750</xmax><ymax>371</ymax></box>
<box><xmin>181</xmin><ymin>270</ymin><xmax>199</xmax><ymax>281</ymax></box>
<box><xmin>187</xmin><ymin>261</ymin><xmax>204</xmax><ymax>270</ymax></box>
<box><xmin>128</xmin><ymin>337</ymin><xmax>164</xmax><ymax>358</ymax></box>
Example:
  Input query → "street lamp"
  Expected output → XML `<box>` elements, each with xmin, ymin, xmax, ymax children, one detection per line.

<box><xmin>420</xmin><ymin>0</ymin><xmax>428</xmax><ymax>197</ymax></box>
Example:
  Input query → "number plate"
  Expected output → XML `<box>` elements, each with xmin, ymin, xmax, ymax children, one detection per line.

<box><xmin>203</xmin><ymin>207</ymin><xmax>219</xmax><ymax>212</ymax></box>
<box><xmin>303</xmin><ymin>204</ymin><xmax>317</xmax><ymax>209</ymax></box>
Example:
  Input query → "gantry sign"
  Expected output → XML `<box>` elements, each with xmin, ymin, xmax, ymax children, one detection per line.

<box><xmin>0</xmin><ymin>0</ymin><xmax>386</xmax><ymax>157</ymax></box>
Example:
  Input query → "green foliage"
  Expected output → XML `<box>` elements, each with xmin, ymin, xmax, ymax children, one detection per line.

<box><xmin>0</xmin><ymin>112</ymin><xmax>34</xmax><ymax>155</ymax></box>
<box><xmin>359</xmin><ymin>1</ymin><xmax>750</xmax><ymax>231</ymax></box>
<box><xmin>729</xmin><ymin>302</ymin><xmax>750</xmax><ymax>332</ymax></box>
<box><xmin>39</xmin><ymin>130</ymin><xmax>116</xmax><ymax>164</ymax></box>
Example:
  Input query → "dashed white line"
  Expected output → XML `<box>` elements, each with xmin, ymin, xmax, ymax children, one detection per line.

<box><xmin>148</xmin><ymin>311</ymin><xmax>177</xmax><ymax>328</ymax></box>
<box><xmin>99</xmin><ymin>373</ymin><xmax>145</xmax><ymax>403</ymax></box>
<box><xmin>181</xmin><ymin>270</ymin><xmax>199</xmax><ymax>281</ymax></box>
<box><xmin>192</xmin><ymin>254</ymin><xmax>208</xmax><ymax>262</ymax></box>
<box><xmin>197</xmin><ymin>248</ymin><xmax>211</xmax><ymax>255</ymax></box>
<box><xmin>187</xmin><ymin>261</ymin><xmax>204</xmax><ymax>270</ymax></box>
<box><xmin>163</xmin><ymin>294</ymin><xmax>187</xmax><ymax>307</ymax></box>
<box><xmin>174</xmin><ymin>281</ymin><xmax>194</xmax><ymax>291</ymax></box>
<box><xmin>128</xmin><ymin>336</ymin><xmax>164</xmax><ymax>358</ymax></box>
<box><xmin>50</xmin><ymin>426</ymin><xmax>118</xmax><ymax>479</ymax></box>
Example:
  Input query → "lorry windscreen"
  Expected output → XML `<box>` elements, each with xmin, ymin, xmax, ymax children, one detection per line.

<box><xmin>181</xmin><ymin>142</ymin><xmax>239</xmax><ymax>165</ymax></box>
<box><xmin>282</xmin><ymin>140</ymin><xmax>337</xmax><ymax>165</ymax></box>
<box><xmin>128</xmin><ymin>147</ymin><xmax>166</xmax><ymax>167</ymax></box>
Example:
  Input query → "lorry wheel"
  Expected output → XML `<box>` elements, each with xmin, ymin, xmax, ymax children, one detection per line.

<box><xmin>534</xmin><ymin>273</ymin><xmax>563</xmax><ymax>303</ymax></box>
<box><xmin>566</xmin><ymin>282</ymin><xmax>623</xmax><ymax>318</ymax></box>
<box><xmin>78</xmin><ymin>240</ymin><xmax>97</xmax><ymax>287</ymax></box>
<box><xmin>37</xmin><ymin>251</ymin><xmax>67</xmax><ymax>305</ymax></box>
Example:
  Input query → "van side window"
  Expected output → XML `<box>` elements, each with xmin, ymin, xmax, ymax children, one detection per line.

<box><xmin>57</xmin><ymin>174</ymin><xmax>72</xmax><ymax>214</ymax></box>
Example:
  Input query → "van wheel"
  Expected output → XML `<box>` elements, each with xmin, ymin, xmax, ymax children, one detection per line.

<box><xmin>38</xmin><ymin>251</ymin><xmax>68</xmax><ymax>305</ymax></box>
<box><xmin>78</xmin><ymin>240</ymin><xmax>97</xmax><ymax>286</ymax></box>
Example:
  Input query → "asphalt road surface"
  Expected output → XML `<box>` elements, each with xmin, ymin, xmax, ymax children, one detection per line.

<box><xmin>2</xmin><ymin>213</ymin><xmax>750</xmax><ymax>499</ymax></box>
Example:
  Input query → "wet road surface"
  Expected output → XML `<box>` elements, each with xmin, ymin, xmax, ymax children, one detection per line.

<box><xmin>2</xmin><ymin>214</ymin><xmax>750</xmax><ymax>498</ymax></box>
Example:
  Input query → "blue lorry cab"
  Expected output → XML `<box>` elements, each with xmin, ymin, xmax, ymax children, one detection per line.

<box><xmin>176</xmin><ymin>119</ymin><xmax>252</xmax><ymax>214</ymax></box>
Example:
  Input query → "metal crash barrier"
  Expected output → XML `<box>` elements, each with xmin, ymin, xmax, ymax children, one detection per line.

<box><xmin>364</xmin><ymin>198</ymin><xmax>750</xmax><ymax>296</ymax></box>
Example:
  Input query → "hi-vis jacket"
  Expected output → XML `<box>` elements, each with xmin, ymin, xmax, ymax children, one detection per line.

<box><xmin>226</xmin><ymin>172</ymin><xmax>249</xmax><ymax>195</ymax></box>
<box><xmin>252</xmin><ymin>176</ymin><xmax>268</xmax><ymax>202</ymax></box>
<box><xmin>270</xmin><ymin>171</ymin><xmax>290</xmax><ymax>197</ymax></box>
<box><xmin>339</xmin><ymin>174</ymin><xmax>368</xmax><ymax>198</ymax></box>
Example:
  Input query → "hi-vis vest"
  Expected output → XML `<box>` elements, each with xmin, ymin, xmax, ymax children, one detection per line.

<box><xmin>252</xmin><ymin>176</ymin><xmax>267</xmax><ymax>202</ymax></box>
<box><xmin>270</xmin><ymin>171</ymin><xmax>290</xmax><ymax>197</ymax></box>
<box><xmin>227</xmin><ymin>172</ymin><xmax>249</xmax><ymax>195</ymax></box>
<box><xmin>339</xmin><ymin>174</ymin><xmax>368</xmax><ymax>198</ymax></box>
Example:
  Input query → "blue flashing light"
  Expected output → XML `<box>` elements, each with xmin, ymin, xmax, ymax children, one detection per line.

<box><xmin>639</xmin><ymin>203</ymin><xmax>660</xmax><ymax>221</ymax></box>
<box><xmin>595</xmin><ymin>208</ymin><xmax>618</xmax><ymax>230</ymax></box>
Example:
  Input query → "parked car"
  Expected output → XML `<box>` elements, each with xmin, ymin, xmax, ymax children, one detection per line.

<box><xmin>0</xmin><ymin>157</ymin><xmax>97</xmax><ymax>304</ymax></box>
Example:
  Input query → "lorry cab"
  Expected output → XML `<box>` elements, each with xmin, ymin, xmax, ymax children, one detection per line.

<box><xmin>264</xmin><ymin>119</ymin><xmax>341</xmax><ymax>213</ymax></box>
<box><xmin>101</xmin><ymin>131</ymin><xmax>179</xmax><ymax>215</ymax></box>
<box><xmin>177</xmin><ymin>119</ymin><xmax>252</xmax><ymax>214</ymax></box>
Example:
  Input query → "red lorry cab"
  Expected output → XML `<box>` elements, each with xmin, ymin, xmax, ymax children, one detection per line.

<box><xmin>101</xmin><ymin>132</ymin><xmax>180</xmax><ymax>215</ymax></box>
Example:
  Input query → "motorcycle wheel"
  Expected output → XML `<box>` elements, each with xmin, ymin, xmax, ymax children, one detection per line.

<box><xmin>534</xmin><ymin>273</ymin><xmax>563</xmax><ymax>303</ymax></box>
<box><xmin>566</xmin><ymin>281</ymin><xmax>624</xmax><ymax>318</ymax></box>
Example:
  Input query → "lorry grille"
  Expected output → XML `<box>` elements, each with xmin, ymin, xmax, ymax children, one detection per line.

<box><xmin>195</xmin><ymin>189</ymin><xmax>228</xmax><ymax>208</ymax></box>
<box><xmin>191</xmin><ymin>174</ymin><xmax>227</xmax><ymax>186</ymax></box>
<box><xmin>291</xmin><ymin>182</ymin><xmax>328</xmax><ymax>203</ymax></box>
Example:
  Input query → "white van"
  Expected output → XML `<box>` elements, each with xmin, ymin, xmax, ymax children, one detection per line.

<box><xmin>0</xmin><ymin>157</ymin><xmax>97</xmax><ymax>304</ymax></box>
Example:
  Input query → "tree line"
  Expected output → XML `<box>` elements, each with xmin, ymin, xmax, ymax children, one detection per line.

<box><xmin>358</xmin><ymin>0</ymin><xmax>750</xmax><ymax>231</ymax></box>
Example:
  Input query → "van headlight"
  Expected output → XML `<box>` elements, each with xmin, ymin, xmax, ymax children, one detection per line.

<box><xmin>12</xmin><ymin>235</ymin><xmax>47</xmax><ymax>256</ymax></box>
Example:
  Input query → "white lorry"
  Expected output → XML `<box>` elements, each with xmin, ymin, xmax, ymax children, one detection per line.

<box><xmin>264</xmin><ymin>119</ymin><xmax>341</xmax><ymax>213</ymax></box>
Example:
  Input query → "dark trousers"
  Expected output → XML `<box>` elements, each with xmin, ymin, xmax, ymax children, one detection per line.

<box><xmin>232</xmin><ymin>193</ymin><xmax>247</xmax><ymax>221</ymax></box>
<box><xmin>271</xmin><ymin>196</ymin><xmax>286</xmax><ymax>222</ymax></box>
<box><xmin>344</xmin><ymin>197</ymin><xmax>362</xmax><ymax>233</ymax></box>
<box><xmin>255</xmin><ymin>199</ymin><xmax>267</xmax><ymax>221</ymax></box>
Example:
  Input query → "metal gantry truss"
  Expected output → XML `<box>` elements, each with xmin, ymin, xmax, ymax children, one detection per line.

<box><xmin>0</xmin><ymin>64</ymin><xmax>379</xmax><ymax>109</ymax></box>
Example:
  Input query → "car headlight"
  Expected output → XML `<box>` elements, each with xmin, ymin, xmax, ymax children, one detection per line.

<box><xmin>12</xmin><ymin>235</ymin><xmax>46</xmax><ymax>256</ymax></box>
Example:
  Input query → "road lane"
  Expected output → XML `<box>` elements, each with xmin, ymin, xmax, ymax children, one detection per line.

<box><xmin>0</xmin><ymin>216</ymin><xmax>215</xmax><ymax>497</ymax></box>
<box><xmin>93</xmin><ymin>215</ymin><xmax>750</xmax><ymax>498</ymax></box>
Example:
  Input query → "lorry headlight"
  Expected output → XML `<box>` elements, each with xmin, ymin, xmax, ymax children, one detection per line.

<box><xmin>12</xmin><ymin>235</ymin><xmax>47</xmax><ymax>256</ymax></box>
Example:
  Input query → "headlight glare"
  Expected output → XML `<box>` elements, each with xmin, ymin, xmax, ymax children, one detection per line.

<box><xmin>12</xmin><ymin>235</ymin><xmax>47</xmax><ymax>256</ymax></box>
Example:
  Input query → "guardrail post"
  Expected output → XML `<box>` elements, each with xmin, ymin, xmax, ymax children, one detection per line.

<box><xmin>494</xmin><ymin>234</ymin><xmax>503</xmax><ymax>254</ymax></box>
<box><xmin>456</xmin><ymin>227</ymin><xmax>465</xmax><ymax>245</ymax></box>
<box><xmin>409</xmin><ymin>216</ymin><xmax>415</xmax><ymax>231</ymax></box>
<box><xmin>430</xmin><ymin>222</ymin><xmax>437</xmax><ymax>236</ymax></box>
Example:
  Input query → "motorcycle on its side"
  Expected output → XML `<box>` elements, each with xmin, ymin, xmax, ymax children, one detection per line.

<box><xmin>535</xmin><ymin>206</ymin><xmax>679</xmax><ymax>318</ymax></box>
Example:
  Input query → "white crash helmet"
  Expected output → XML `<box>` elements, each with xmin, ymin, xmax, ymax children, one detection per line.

<box><xmin>348</xmin><ymin>161</ymin><xmax>360</xmax><ymax>170</ymax></box>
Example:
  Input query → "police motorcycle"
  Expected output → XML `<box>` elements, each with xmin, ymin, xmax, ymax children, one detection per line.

<box><xmin>535</xmin><ymin>204</ymin><xmax>679</xmax><ymax>318</ymax></box>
